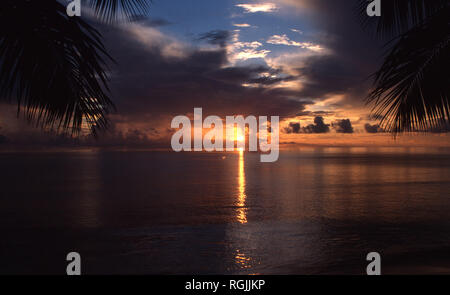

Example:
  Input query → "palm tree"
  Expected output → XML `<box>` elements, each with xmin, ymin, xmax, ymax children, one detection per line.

<box><xmin>359</xmin><ymin>0</ymin><xmax>450</xmax><ymax>134</ymax></box>
<box><xmin>0</xmin><ymin>0</ymin><xmax>150</xmax><ymax>135</ymax></box>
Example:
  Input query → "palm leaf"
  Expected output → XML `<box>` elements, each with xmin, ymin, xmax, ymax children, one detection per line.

<box><xmin>0</xmin><ymin>0</ymin><xmax>114</xmax><ymax>135</ymax></box>
<box><xmin>366</xmin><ymin>7</ymin><xmax>450</xmax><ymax>134</ymax></box>
<box><xmin>86</xmin><ymin>0</ymin><xmax>151</xmax><ymax>23</ymax></box>
<box><xmin>357</xmin><ymin>0</ymin><xmax>448</xmax><ymax>38</ymax></box>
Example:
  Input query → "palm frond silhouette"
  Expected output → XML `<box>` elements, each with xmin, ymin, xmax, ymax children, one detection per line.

<box><xmin>0</xmin><ymin>0</ymin><xmax>150</xmax><ymax>135</ymax></box>
<box><xmin>87</xmin><ymin>0</ymin><xmax>150</xmax><ymax>23</ymax></box>
<box><xmin>359</xmin><ymin>0</ymin><xmax>450</xmax><ymax>134</ymax></box>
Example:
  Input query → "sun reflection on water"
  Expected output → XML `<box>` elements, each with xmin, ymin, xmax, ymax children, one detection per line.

<box><xmin>236</xmin><ymin>150</ymin><xmax>247</xmax><ymax>224</ymax></box>
<box><xmin>234</xmin><ymin>249</ymin><xmax>252</xmax><ymax>269</ymax></box>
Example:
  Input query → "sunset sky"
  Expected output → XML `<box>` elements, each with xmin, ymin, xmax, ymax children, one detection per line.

<box><xmin>0</xmin><ymin>0</ymin><xmax>449</xmax><ymax>148</ymax></box>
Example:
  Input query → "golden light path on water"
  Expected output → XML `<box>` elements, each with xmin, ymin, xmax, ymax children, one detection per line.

<box><xmin>231</xmin><ymin>128</ymin><xmax>255</xmax><ymax>271</ymax></box>
<box><xmin>236</xmin><ymin>149</ymin><xmax>247</xmax><ymax>224</ymax></box>
<box><xmin>234</xmin><ymin>149</ymin><xmax>254</xmax><ymax>271</ymax></box>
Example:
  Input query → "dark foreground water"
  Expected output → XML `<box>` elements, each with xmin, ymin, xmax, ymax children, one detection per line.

<box><xmin>1</xmin><ymin>147</ymin><xmax>450</xmax><ymax>274</ymax></box>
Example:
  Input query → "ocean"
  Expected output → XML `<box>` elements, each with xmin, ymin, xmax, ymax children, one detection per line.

<box><xmin>1</xmin><ymin>147</ymin><xmax>450</xmax><ymax>274</ymax></box>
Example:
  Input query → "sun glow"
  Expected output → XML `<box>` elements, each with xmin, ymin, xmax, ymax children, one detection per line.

<box><xmin>234</xmin><ymin>126</ymin><xmax>246</xmax><ymax>153</ymax></box>
<box><xmin>235</xmin><ymin>126</ymin><xmax>245</xmax><ymax>143</ymax></box>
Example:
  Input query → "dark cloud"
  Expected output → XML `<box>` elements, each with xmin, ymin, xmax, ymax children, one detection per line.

<box><xmin>250</xmin><ymin>75</ymin><xmax>296</xmax><ymax>86</ymax></box>
<box><xmin>92</xmin><ymin>124</ymin><xmax>168</xmax><ymax>147</ymax></box>
<box><xmin>198</xmin><ymin>30</ymin><xmax>230</xmax><ymax>48</ymax></box>
<box><xmin>296</xmin><ymin>55</ymin><xmax>365</xmax><ymax>99</ymax></box>
<box><xmin>207</xmin><ymin>65</ymin><xmax>294</xmax><ymax>86</ymax></box>
<box><xmin>287</xmin><ymin>0</ymin><xmax>383</xmax><ymax>103</ymax></box>
<box><xmin>141</xmin><ymin>17</ymin><xmax>173</xmax><ymax>27</ymax></box>
<box><xmin>333</xmin><ymin>119</ymin><xmax>354</xmax><ymax>133</ymax></box>
<box><xmin>364</xmin><ymin>123</ymin><xmax>384</xmax><ymax>133</ymax></box>
<box><xmin>283</xmin><ymin>116</ymin><xmax>330</xmax><ymax>134</ymax></box>
<box><xmin>296</xmin><ymin>110</ymin><xmax>334</xmax><ymax>117</ymax></box>
<box><xmin>284</xmin><ymin>122</ymin><xmax>301</xmax><ymax>134</ymax></box>
<box><xmin>303</xmin><ymin>116</ymin><xmax>330</xmax><ymax>134</ymax></box>
<box><xmin>364</xmin><ymin>122</ymin><xmax>449</xmax><ymax>134</ymax></box>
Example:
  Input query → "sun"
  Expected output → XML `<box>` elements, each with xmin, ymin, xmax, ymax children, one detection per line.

<box><xmin>234</xmin><ymin>126</ymin><xmax>245</xmax><ymax>152</ymax></box>
<box><xmin>234</xmin><ymin>126</ymin><xmax>245</xmax><ymax>143</ymax></box>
